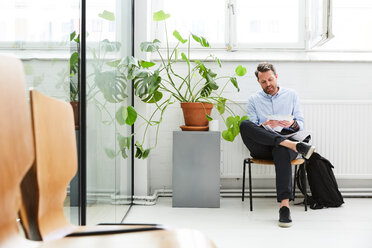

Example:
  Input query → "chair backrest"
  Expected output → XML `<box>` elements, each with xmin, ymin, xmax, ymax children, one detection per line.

<box><xmin>0</xmin><ymin>56</ymin><xmax>35</xmax><ymax>244</ymax></box>
<box><xmin>20</xmin><ymin>90</ymin><xmax>77</xmax><ymax>241</ymax></box>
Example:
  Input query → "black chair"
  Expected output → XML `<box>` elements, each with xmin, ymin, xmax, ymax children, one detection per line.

<box><xmin>242</xmin><ymin>158</ymin><xmax>308</xmax><ymax>211</ymax></box>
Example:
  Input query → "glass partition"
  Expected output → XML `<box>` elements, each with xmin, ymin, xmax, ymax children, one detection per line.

<box><xmin>85</xmin><ymin>0</ymin><xmax>133</xmax><ymax>224</ymax></box>
<box><xmin>1</xmin><ymin>0</ymin><xmax>133</xmax><ymax>226</ymax></box>
<box><xmin>0</xmin><ymin>0</ymin><xmax>81</xmax><ymax>225</ymax></box>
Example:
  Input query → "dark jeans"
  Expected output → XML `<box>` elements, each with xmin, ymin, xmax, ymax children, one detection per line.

<box><xmin>239</xmin><ymin>120</ymin><xmax>297</xmax><ymax>202</ymax></box>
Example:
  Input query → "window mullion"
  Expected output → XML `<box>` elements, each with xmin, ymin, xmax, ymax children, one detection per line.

<box><xmin>225</xmin><ymin>0</ymin><xmax>236</xmax><ymax>51</ymax></box>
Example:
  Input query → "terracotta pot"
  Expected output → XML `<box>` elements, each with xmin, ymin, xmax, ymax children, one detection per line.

<box><xmin>180</xmin><ymin>102</ymin><xmax>213</xmax><ymax>127</ymax></box>
<box><xmin>70</xmin><ymin>101</ymin><xmax>79</xmax><ymax>130</ymax></box>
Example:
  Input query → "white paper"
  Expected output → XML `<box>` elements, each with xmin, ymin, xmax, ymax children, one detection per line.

<box><xmin>261</xmin><ymin>123</ymin><xmax>311</xmax><ymax>142</ymax></box>
<box><xmin>266</xmin><ymin>115</ymin><xmax>294</xmax><ymax>121</ymax></box>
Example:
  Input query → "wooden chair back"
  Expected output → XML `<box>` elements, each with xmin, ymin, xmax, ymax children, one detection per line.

<box><xmin>21</xmin><ymin>90</ymin><xmax>77</xmax><ymax>241</ymax></box>
<box><xmin>0</xmin><ymin>56</ymin><xmax>35</xmax><ymax>244</ymax></box>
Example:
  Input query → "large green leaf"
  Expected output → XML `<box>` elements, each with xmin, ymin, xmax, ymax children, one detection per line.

<box><xmin>126</xmin><ymin>106</ymin><xmax>137</xmax><ymax>125</ymax></box>
<box><xmin>115</xmin><ymin>106</ymin><xmax>128</xmax><ymax>125</ymax></box>
<box><xmin>117</xmin><ymin>133</ymin><xmax>126</xmax><ymax>151</ymax></box>
<box><xmin>125</xmin><ymin>135</ymin><xmax>132</xmax><ymax>149</ymax></box>
<box><xmin>134</xmin><ymin>70</ymin><xmax>161</xmax><ymax>100</ymax></box>
<box><xmin>181</xmin><ymin>53</ymin><xmax>190</xmax><ymax>66</ymax></box>
<box><xmin>120</xmin><ymin>149</ymin><xmax>128</xmax><ymax>159</ymax></box>
<box><xmin>119</xmin><ymin>134</ymin><xmax>133</xmax><ymax>159</ymax></box>
<box><xmin>122</xmin><ymin>56</ymin><xmax>139</xmax><ymax>68</ymax></box>
<box><xmin>106</xmin><ymin>59</ymin><xmax>121</xmax><ymax>68</ymax></box>
<box><xmin>140</xmin><ymin>39</ymin><xmax>161</xmax><ymax>52</ymax></box>
<box><xmin>222</xmin><ymin>130</ymin><xmax>234</xmax><ymax>142</ymax></box>
<box><xmin>74</xmin><ymin>35</ymin><xmax>80</xmax><ymax>43</ymax></box>
<box><xmin>70</xmin><ymin>52</ymin><xmax>79</xmax><ymax>73</ymax></box>
<box><xmin>142</xmin><ymin>149</ymin><xmax>150</xmax><ymax>159</ymax></box>
<box><xmin>70</xmin><ymin>31</ymin><xmax>76</xmax><ymax>41</ymax></box>
<box><xmin>143</xmin><ymin>90</ymin><xmax>163</xmax><ymax>103</ymax></box>
<box><xmin>230</xmin><ymin>77</ymin><xmax>240</xmax><ymax>92</ymax></box>
<box><xmin>98</xmin><ymin>10</ymin><xmax>115</xmax><ymax>21</ymax></box>
<box><xmin>173</xmin><ymin>30</ymin><xmax>187</xmax><ymax>44</ymax></box>
<box><xmin>235</xmin><ymin>65</ymin><xmax>247</xmax><ymax>76</ymax></box>
<box><xmin>140</xmin><ymin>60</ymin><xmax>156</xmax><ymax>68</ymax></box>
<box><xmin>94</xmin><ymin>70</ymin><xmax>127</xmax><ymax>103</ymax></box>
<box><xmin>100</xmin><ymin>39</ymin><xmax>121</xmax><ymax>52</ymax></box>
<box><xmin>206</xmin><ymin>114</ymin><xmax>213</xmax><ymax>121</ymax></box>
<box><xmin>226</xmin><ymin>116</ymin><xmax>235</xmax><ymax>128</ymax></box>
<box><xmin>222</xmin><ymin>115</ymin><xmax>248</xmax><ymax>142</ymax></box>
<box><xmin>153</xmin><ymin>10</ymin><xmax>170</xmax><ymax>21</ymax></box>
<box><xmin>217</xmin><ymin>98</ymin><xmax>226</xmax><ymax>115</ymax></box>
<box><xmin>198</xmin><ymin>62</ymin><xmax>219</xmax><ymax>97</ymax></box>
<box><xmin>135</xmin><ymin>142</ymin><xmax>143</xmax><ymax>159</ymax></box>
<box><xmin>192</xmin><ymin>34</ymin><xmax>210</xmax><ymax>47</ymax></box>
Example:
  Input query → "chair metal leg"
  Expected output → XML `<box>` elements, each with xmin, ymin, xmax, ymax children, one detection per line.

<box><xmin>293</xmin><ymin>165</ymin><xmax>298</xmax><ymax>201</ymax></box>
<box><xmin>242</xmin><ymin>159</ymin><xmax>246</xmax><ymax>201</ymax></box>
<box><xmin>303</xmin><ymin>161</ymin><xmax>308</xmax><ymax>211</ymax></box>
<box><xmin>248</xmin><ymin>160</ymin><xmax>253</xmax><ymax>211</ymax></box>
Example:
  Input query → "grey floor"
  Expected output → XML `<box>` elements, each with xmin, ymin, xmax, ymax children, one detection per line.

<box><xmin>124</xmin><ymin>197</ymin><xmax>372</xmax><ymax>248</ymax></box>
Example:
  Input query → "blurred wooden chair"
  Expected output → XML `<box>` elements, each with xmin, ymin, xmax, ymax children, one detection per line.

<box><xmin>19</xmin><ymin>90</ymin><xmax>159</xmax><ymax>239</ymax></box>
<box><xmin>0</xmin><ymin>55</ymin><xmax>39</xmax><ymax>248</ymax></box>
<box><xmin>0</xmin><ymin>56</ymin><xmax>215</xmax><ymax>248</ymax></box>
<box><xmin>19</xmin><ymin>89</ymin><xmax>216</xmax><ymax>247</ymax></box>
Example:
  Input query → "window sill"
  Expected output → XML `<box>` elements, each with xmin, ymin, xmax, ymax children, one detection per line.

<box><xmin>0</xmin><ymin>49</ymin><xmax>70</xmax><ymax>60</ymax></box>
<box><xmin>152</xmin><ymin>49</ymin><xmax>372</xmax><ymax>63</ymax></box>
<box><xmin>3</xmin><ymin>48</ymin><xmax>372</xmax><ymax>63</ymax></box>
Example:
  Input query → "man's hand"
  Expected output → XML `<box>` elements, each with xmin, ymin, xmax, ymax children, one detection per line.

<box><xmin>263</xmin><ymin>120</ymin><xmax>294</xmax><ymax>128</ymax></box>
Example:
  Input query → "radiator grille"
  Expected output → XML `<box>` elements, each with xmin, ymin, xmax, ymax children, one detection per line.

<box><xmin>221</xmin><ymin>101</ymin><xmax>372</xmax><ymax>179</ymax></box>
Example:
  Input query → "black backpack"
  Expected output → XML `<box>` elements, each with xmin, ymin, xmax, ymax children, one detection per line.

<box><xmin>296</xmin><ymin>152</ymin><xmax>344</xmax><ymax>209</ymax></box>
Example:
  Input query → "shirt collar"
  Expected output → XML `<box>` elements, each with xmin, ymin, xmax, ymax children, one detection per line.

<box><xmin>260</xmin><ymin>86</ymin><xmax>282</xmax><ymax>98</ymax></box>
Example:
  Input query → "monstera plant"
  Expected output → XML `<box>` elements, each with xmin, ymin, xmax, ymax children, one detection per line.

<box><xmin>115</xmin><ymin>10</ymin><xmax>249</xmax><ymax>159</ymax></box>
<box><xmin>62</xmin><ymin>10</ymin><xmax>249</xmax><ymax>160</ymax></box>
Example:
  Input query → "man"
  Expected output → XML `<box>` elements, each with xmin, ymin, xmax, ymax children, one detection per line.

<box><xmin>239</xmin><ymin>62</ymin><xmax>315</xmax><ymax>228</ymax></box>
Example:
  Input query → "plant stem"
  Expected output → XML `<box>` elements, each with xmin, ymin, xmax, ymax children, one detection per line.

<box><xmin>186</xmin><ymin>35</ymin><xmax>193</xmax><ymax>100</ymax></box>
<box><xmin>217</xmin><ymin>77</ymin><xmax>233</xmax><ymax>98</ymax></box>
<box><xmin>165</xmin><ymin>22</ymin><xmax>170</xmax><ymax>62</ymax></box>
<box><xmin>139</xmin><ymin>98</ymin><xmax>171</xmax><ymax>145</ymax></box>
<box><xmin>158</xmin><ymin>79</ymin><xmax>186</xmax><ymax>102</ymax></box>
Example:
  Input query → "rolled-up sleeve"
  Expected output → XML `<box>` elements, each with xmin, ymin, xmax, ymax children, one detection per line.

<box><xmin>247</xmin><ymin>97</ymin><xmax>259</xmax><ymax>125</ymax></box>
<box><xmin>292</xmin><ymin>92</ymin><xmax>304</xmax><ymax>130</ymax></box>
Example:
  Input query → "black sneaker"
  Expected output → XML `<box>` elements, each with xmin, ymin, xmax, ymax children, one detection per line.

<box><xmin>296</xmin><ymin>142</ymin><xmax>315</xmax><ymax>159</ymax></box>
<box><xmin>278</xmin><ymin>206</ymin><xmax>292</xmax><ymax>228</ymax></box>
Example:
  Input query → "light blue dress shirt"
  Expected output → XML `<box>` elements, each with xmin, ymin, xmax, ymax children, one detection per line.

<box><xmin>247</xmin><ymin>87</ymin><xmax>304</xmax><ymax>130</ymax></box>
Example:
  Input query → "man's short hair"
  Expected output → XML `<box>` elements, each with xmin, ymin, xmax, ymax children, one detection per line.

<box><xmin>255</xmin><ymin>62</ymin><xmax>277</xmax><ymax>80</ymax></box>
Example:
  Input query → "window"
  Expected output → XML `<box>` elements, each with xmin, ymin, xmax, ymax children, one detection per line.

<box><xmin>0</xmin><ymin>0</ymin><xmax>116</xmax><ymax>49</ymax></box>
<box><xmin>0</xmin><ymin>0</ymin><xmax>79</xmax><ymax>49</ymax></box>
<box><xmin>152</xmin><ymin>0</ymin><xmax>335</xmax><ymax>50</ymax></box>
<box><xmin>151</xmin><ymin>0</ymin><xmax>226</xmax><ymax>47</ymax></box>
<box><xmin>317</xmin><ymin>0</ymin><xmax>372</xmax><ymax>51</ymax></box>
<box><xmin>307</xmin><ymin>0</ymin><xmax>333</xmax><ymax>49</ymax></box>
<box><xmin>234</xmin><ymin>0</ymin><xmax>305</xmax><ymax>49</ymax></box>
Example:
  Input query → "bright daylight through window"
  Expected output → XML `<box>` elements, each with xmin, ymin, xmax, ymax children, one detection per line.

<box><xmin>153</xmin><ymin>0</ymin><xmax>372</xmax><ymax>51</ymax></box>
<box><xmin>0</xmin><ymin>0</ymin><xmax>116</xmax><ymax>49</ymax></box>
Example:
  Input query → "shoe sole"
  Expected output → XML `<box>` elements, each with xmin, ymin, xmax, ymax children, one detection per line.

<box><xmin>304</xmin><ymin>146</ymin><xmax>315</xmax><ymax>159</ymax></box>
<box><xmin>278</xmin><ymin>221</ymin><xmax>293</xmax><ymax>228</ymax></box>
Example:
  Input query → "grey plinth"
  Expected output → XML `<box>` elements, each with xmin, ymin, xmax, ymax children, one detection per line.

<box><xmin>172</xmin><ymin>131</ymin><xmax>220</xmax><ymax>208</ymax></box>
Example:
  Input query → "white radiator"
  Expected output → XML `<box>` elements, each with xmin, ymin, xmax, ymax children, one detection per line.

<box><xmin>220</xmin><ymin>101</ymin><xmax>372</xmax><ymax>179</ymax></box>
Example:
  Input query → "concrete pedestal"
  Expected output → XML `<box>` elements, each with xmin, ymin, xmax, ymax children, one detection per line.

<box><xmin>172</xmin><ymin>131</ymin><xmax>220</xmax><ymax>208</ymax></box>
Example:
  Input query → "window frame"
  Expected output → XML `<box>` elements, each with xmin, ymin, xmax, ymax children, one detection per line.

<box><xmin>227</xmin><ymin>0</ymin><xmax>307</xmax><ymax>50</ymax></box>
<box><xmin>306</xmin><ymin>0</ymin><xmax>334</xmax><ymax>49</ymax></box>
<box><xmin>153</xmin><ymin>0</ymin><xmax>311</xmax><ymax>51</ymax></box>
